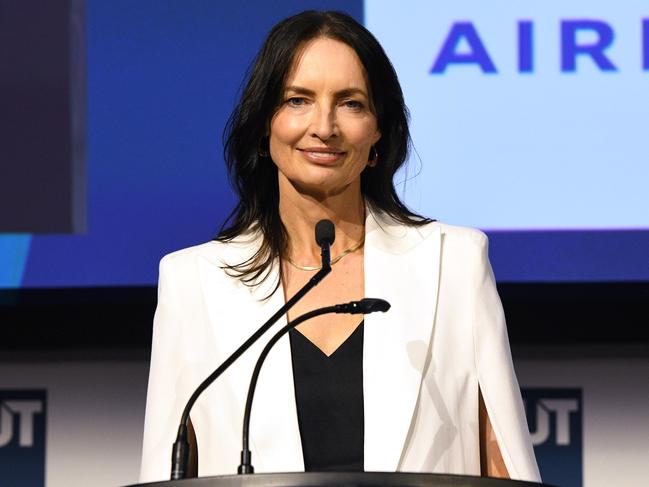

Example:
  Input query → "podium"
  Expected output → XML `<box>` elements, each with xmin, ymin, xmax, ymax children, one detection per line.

<box><xmin>125</xmin><ymin>472</ymin><xmax>553</xmax><ymax>487</ymax></box>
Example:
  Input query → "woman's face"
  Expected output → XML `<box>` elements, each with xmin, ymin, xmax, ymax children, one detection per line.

<box><xmin>269</xmin><ymin>37</ymin><xmax>381</xmax><ymax>199</ymax></box>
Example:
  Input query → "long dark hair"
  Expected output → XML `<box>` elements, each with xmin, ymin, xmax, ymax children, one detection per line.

<box><xmin>218</xmin><ymin>10</ymin><xmax>430</xmax><ymax>289</ymax></box>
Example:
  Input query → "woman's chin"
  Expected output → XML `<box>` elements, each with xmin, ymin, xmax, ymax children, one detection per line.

<box><xmin>290</xmin><ymin>177</ymin><xmax>356</xmax><ymax>200</ymax></box>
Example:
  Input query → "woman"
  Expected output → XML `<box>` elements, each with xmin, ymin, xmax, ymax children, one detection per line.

<box><xmin>140</xmin><ymin>10</ymin><xmax>540</xmax><ymax>483</ymax></box>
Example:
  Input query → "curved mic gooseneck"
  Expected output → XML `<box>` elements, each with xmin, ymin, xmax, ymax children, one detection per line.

<box><xmin>170</xmin><ymin>220</ymin><xmax>335</xmax><ymax>480</ymax></box>
<box><xmin>237</xmin><ymin>298</ymin><xmax>391</xmax><ymax>474</ymax></box>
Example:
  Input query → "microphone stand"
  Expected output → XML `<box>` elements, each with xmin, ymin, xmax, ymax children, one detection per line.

<box><xmin>238</xmin><ymin>298</ymin><xmax>391</xmax><ymax>474</ymax></box>
<box><xmin>170</xmin><ymin>228</ymin><xmax>334</xmax><ymax>480</ymax></box>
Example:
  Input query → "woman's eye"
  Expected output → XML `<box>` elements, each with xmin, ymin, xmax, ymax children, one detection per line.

<box><xmin>286</xmin><ymin>97</ymin><xmax>307</xmax><ymax>107</ymax></box>
<box><xmin>343</xmin><ymin>100</ymin><xmax>364</xmax><ymax>110</ymax></box>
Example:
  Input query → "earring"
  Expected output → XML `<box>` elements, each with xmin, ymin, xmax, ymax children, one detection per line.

<box><xmin>367</xmin><ymin>145</ymin><xmax>379</xmax><ymax>167</ymax></box>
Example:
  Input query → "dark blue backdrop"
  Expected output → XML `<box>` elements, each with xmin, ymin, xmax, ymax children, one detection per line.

<box><xmin>20</xmin><ymin>0</ymin><xmax>363</xmax><ymax>287</ymax></box>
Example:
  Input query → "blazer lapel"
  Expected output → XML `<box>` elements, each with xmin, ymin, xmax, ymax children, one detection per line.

<box><xmin>194</xmin><ymin>211</ymin><xmax>442</xmax><ymax>474</ymax></box>
<box><xmin>363</xmin><ymin>212</ymin><xmax>442</xmax><ymax>471</ymax></box>
<box><xmin>195</xmin><ymin>239</ymin><xmax>304</xmax><ymax>473</ymax></box>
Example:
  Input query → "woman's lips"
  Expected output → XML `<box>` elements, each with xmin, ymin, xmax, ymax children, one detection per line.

<box><xmin>298</xmin><ymin>148</ymin><xmax>346</xmax><ymax>164</ymax></box>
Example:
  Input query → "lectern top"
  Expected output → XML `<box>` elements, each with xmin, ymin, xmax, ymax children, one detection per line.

<box><xmin>125</xmin><ymin>471</ymin><xmax>554</xmax><ymax>487</ymax></box>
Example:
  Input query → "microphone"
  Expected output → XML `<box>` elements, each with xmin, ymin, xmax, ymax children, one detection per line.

<box><xmin>170</xmin><ymin>220</ymin><xmax>335</xmax><ymax>480</ymax></box>
<box><xmin>315</xmin><ymin>219</ymin><xmax>335</xmax><ymax>271</ymax></box>
<box><xmin>315</xmin><ymin>219</ymin><xmax>335</xmax><ymax>246</ymax></box>
<box><xmin>237</xmin><ymin>298</ymin><xmax>391</xmax><ymax>474</ymax></box>
<box><xmin>334</xmin><ymin>297</ymin><xmax>391</xmax><ymax>314</ymax></box>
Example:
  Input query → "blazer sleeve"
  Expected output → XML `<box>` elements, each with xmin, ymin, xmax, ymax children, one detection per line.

<box><xmin>139</xmin><ymin>255</ymin><xmax>190</xmax><ymax>482</ymax></box>
<box><xmin>472</xmin><ymin>234</ymin><xmax>542</xmax><ymax>482</ymax></box>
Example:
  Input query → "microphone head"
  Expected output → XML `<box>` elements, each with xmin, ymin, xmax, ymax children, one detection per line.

<box><xmin>315</xmin><ymin>219</ymin><xmax>335</xmax><ymax>247</ymax></box>
<box><xmin>359</xmin><ymin>298</ymin><xmax>391</xmax><ymax>313</ymax></box>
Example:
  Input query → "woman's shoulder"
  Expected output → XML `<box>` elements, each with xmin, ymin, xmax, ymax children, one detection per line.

<box><xmin>434</xmin><ymin>221</ymin><xmax>488</xmax><ymax>249</ymax></box>
<box><xmin>158</xmin><ymin>233</ymin><xmax>262</xmax><ymax>273</ymax></box>
<box><xmin>369</xmin><ymin>209</ymin><xmax>488</xmax><ymax>253</ymax></box>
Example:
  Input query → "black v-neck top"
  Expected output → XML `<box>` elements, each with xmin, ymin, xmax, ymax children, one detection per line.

<box><xmin>289</xmin><ymin>322</ymin><xmax>364</xmax><ymax>472</ymax></box>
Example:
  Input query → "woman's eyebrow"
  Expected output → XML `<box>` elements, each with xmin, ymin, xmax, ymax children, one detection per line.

<box><xmin>284</xmin><ymin>86</ymin><xmax>315</xmax><ymax>96</ymax></box>
<box><xmin>284</xmin><ymin>85</ymin><xmax>369</xmax><ymax>98</ymax></box>
<box><xmin>335</xmin><ymin>88</ymin><xmax>368</xmax><ymax>99</ymax></box>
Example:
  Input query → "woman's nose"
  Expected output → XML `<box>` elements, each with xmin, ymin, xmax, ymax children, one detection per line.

<box><xmin>310</xmin><ymin>104</ymin><xmax>337</xmax><ymax>141</ymax></box>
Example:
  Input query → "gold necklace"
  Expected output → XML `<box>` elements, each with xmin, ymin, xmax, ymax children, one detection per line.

<box><xmin>286</xmin><ymin>237</ymin><xmax>365</xmax><ymax>271</ymax></box>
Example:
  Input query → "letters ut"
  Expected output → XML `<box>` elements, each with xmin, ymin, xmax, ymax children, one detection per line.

<box><xmin>528</xmin><ymin>399</ymin><xmax>579</xmax><ymax>446</ymax></box>
<box><xmin>431</xmin><ymin>19</ymin><xmax>649</xmax><ymax>73</ymax></box>
<box><xmin>0</xmin><ymin>401</ymin><xmax>43</xmax><ymax>447</ymax></box>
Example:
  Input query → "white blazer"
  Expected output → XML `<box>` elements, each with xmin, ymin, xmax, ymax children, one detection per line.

<box><xmin>139</xmin><ymin>210</ymin><xmax>541</xmax><ymax>483</ymax></box>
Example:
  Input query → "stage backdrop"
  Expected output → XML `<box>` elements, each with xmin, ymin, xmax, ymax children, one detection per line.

<box><xmin>1</xmin><ymin>0</ymin><xmax>648</xmax><ymax>288</ymax></box>
<box><xmin>1</xmin><ymin>355</ymin><xmax>648</xmax><ymax>487</ymax></box>
<box><xmin>2</xmin><ymin>2</ymin><xmax>648</xmax><ymax>487</ymax></box>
